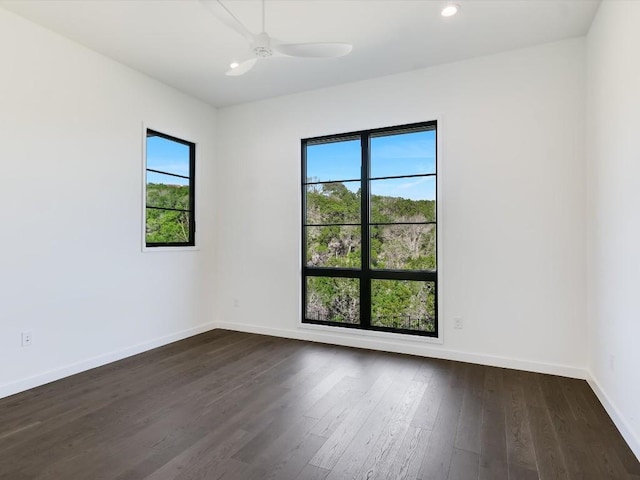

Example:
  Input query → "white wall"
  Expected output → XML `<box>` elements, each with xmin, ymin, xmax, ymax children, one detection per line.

<box><xmin>0</xmin><ymin>8</ymin><xmax>217</xmax><ymax>397</ymax></box>
<box><xmin>586</xmin><ymin>0</ymin><xmax>640</xmax><ymax>458</ymax></box>
<box><xmin>213</xmin><ymin>39</ymin><xmax>587</xmax><ymax>378</ymax></box>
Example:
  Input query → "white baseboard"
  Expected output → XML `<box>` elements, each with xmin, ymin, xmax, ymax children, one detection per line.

<box><xmin>587</xmin><ymin>374</ymin><xmax>640</xmax><ymax>461</ymax></box>
<box><xmin>214</xmin><ymin>321</ymin><xmax>588</xmax><ymax>380</ymax></box>
<box><xmin>0</xmin><ymin>322</ymin><xmax>217</xmax><ymax>400</ymax></box>
<box><xmin>7</xmin><ymin>319</ymin><xmax>636</xmax><ymax>462</ymax></box>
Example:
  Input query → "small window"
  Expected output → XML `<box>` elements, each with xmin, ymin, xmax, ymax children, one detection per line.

<box><xmin>144</xmin><ymin>129</ymin><xmax>195</xmax><ymax>247</ymax></box>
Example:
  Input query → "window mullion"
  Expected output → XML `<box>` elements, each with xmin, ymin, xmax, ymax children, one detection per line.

<box><xmin>360</xmin><ymin>133</ymin><xmax>371</xmax><ymax>329</ymax></box>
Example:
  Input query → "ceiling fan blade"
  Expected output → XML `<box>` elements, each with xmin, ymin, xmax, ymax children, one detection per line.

<box><xmin>200</xmin><ymin>0</ymin><xmax>255</xmax><ymax>43</ymax></box>
<box><xmin>274</xmin><ymin>42</ymin><xmax>353</xmax><ymax>58</ymax></box>
<box><xmin>226</xmin><ymin>57</ymin><xmax>257</xmax><ymax>76</ymax></box>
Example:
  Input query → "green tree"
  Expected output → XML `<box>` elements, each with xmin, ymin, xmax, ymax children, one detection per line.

<box><xmin>305</xmin><ymin>186</ymin><xmax>436</xmax><ymax>331</ymax></box>
<box><xmin>146</xmin><ymin>183</ymin><xmax>190</xmax><ymax>243</ymax></box>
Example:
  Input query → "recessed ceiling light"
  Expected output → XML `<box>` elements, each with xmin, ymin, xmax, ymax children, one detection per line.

<box><xmin>230</xmin><ymin>62</ymin><xmax>240</xmax><ymax>69</ymax></box>
<box><xmin>441</xmin><ymin>4</ymin><xmax>460</xmax><ymax>17</ymax></box>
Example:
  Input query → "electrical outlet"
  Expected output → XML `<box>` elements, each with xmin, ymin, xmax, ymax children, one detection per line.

<box><xmin>233</xmin><ymin>298</ymin><xmax>240</xmax><ymax>308</ymax></box>
<box><xmin>454</xmin><ymin>317</ymin><xmax>463</xmax><ymax>330</ymax></box>
<box><xmin>21</xmin><ymin>331</ymin><xmax>33</xmax><ymax>347</ymax></box>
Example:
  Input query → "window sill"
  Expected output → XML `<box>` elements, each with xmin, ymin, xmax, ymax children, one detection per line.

<box><xmin>141</xmin><ymin>245</ymin><xmax>200</xmax><ymax>253</ymax></box>
<box><xmin>298</xmin><ymin>321</ymin><xmax>443</xmax><ymax>345</ymax></box>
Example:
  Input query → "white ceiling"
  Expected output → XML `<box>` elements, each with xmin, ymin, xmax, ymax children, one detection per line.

<box><xmin>0</xmin><ymin>0</ymin><xmax>600</xmax><ymax>108</ymax></box>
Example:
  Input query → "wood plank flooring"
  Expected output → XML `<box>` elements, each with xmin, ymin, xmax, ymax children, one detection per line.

<box><xmin>1</xmin><ymin>330</ymin><xmax>638</xmax><ymax>480</ymax></box>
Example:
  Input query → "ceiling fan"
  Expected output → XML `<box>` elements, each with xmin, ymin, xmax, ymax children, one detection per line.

<box><xmin>201</xmin><ymin>0</ymin><xmax>353</xmax><ymax>76</ymax></box>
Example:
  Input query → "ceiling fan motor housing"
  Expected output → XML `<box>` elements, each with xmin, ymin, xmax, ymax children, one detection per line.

<box><xmin>253</xmin><ymin>32</ymin><xmax>272</xmax><ymax>58</ymax></box>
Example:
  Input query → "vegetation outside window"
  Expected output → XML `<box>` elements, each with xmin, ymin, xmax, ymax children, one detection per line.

<box><xmin>145</xmin><ymin>129</ymin><xmax>195</xmax><ymax>247</ymax></box>
<box><xmin>302</xmin><ymin>121</ymin><xmax>437</xmax><ymax>336</ymax></box>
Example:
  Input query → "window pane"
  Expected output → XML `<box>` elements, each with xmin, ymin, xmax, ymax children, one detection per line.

<box><xmin>306</xmin><ymin>138</ymin><xmax>361</xmax><ymax>183</ymax></box>
<box><xmin>370</xmin><ymin>177</ymin><xmax>435</xmax><ymax>223</ymax></box>
<box><xmin>371</xmin><ymin>280</ymin><xmax>435</xmax><ymax>332</ymax></box>
<box><xmin>305</xmin><ymin>182</ymin><xmax>360</xmax><ymax>225</ymax></box>
<box><xmin>370</xmin><ymin>129</ymin><xmax>435</xmax><ymax>178</ymax></box>
<box><xmin>371</xmin><ymin>224</ymin><xmax>436</xmax><ymax>271</ymax></box>
<box><xmin>146</xmin><ymin>134</ymin><xmax>191</xmax><ymax>177</ymax></box>
<box><xmin>306</xmin><ymin>226</ymin><xmax>361</xmax><ymax>268</ymax></box>
<box><xmin>146</xmin><ymin>209</ymin><xmax>191</xmax><ymax>244</ymax></box>
<box><xmin>306</xmin><ymin>277</ymin><xmax>360</xmax><ymax>325</ymax></box>
<box><xmin>147</xmin><ymin>172</ymin><xmax>190</xmax><ymax>211</ymax></box>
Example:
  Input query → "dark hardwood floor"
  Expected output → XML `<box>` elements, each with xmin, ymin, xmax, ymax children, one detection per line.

<box><xmin>1</xmin><ymin>330</ymin><xmax>638</xmax><ymax>480</ymax></box>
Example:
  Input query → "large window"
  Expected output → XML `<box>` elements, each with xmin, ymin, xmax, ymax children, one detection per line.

<box><xmin>145</xmin><ymin>129</ymin><xmax>195</xmax><ymax>247</ymax></box>
<box><xmin>302</xmin><ymin>121</ymin><xmax>437</xmax><ymax>336</ymax></box>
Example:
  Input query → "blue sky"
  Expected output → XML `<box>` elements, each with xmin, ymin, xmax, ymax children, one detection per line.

<box><xmin>307</xmin><ymin>130</ymin><xmax>435</xmax><ymax>200</ymax></box>
<box><xmin>146</xmin><ymin>129</ymin><xmax>436</xmax><ymax>198</ymax></box>
<box><xmin>146</xmin><ymin>135</ymin><xmax>190</xmax><ymax>186</ymax></box>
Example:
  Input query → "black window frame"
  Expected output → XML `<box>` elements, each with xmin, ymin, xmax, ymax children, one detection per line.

<box><xmin>301</xmin><ymin>121</ymin><xmax>438</xmax><ymax>337</ymax></box>
<box><xmin>145</xmin><ymin>129</ymin><xmax>196</xmax><ymax>248</ymax></box>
